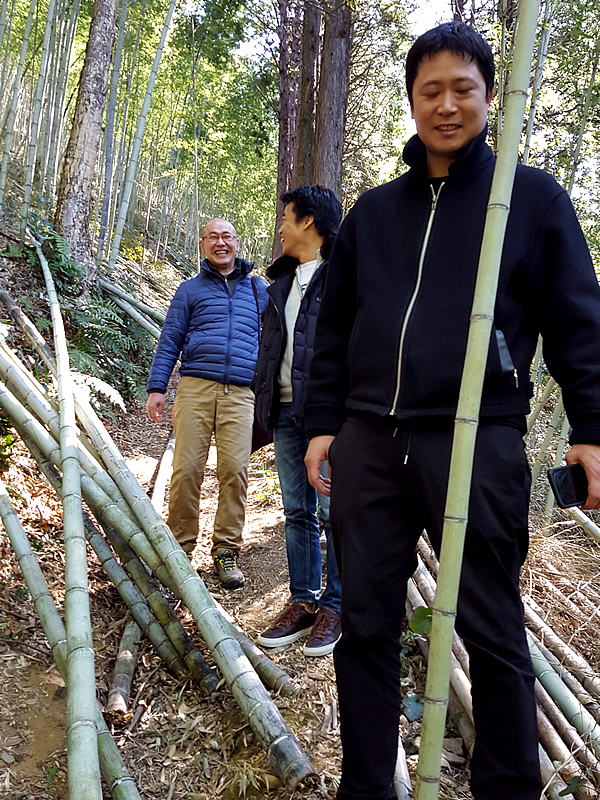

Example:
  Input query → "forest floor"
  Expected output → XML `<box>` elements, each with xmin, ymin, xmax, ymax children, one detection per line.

<box><xmin>0</xmin><ymin>234</ymin><xmax>599</xmax><ymax>800</ymax></box>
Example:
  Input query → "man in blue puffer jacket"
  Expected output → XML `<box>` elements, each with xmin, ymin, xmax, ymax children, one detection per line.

<box><xmin>146</xmin><ymin>217</ymin><xmax>268</xmax><ymax>588</ymax></box>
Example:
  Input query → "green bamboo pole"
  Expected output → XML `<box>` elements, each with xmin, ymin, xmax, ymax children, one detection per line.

<box><xmin>107</xmin><ymin>294</ymin><xmax>162</xmax><ymax>339</ymax></box>
<box><xmin>107</xmin><ymin>0</ymin><xmax>178</xmax><ymax>273</ymax></box>
<box><xmin>20</xmin><ymin>0</ymin><xmax>58</xmax><ymax>238</ymax></box>
<box><xmin>543</xmin><ymin>413</ymin><xmax>571</xmax><ymax>525</ymax></box>
<box><xmin>529</xmin><ymin>637</ymin><xmax>600</xmax><ymax>756</ymax></box>
<box><xmin>106</xmin><ymin>617</ymin><xmax>141</xmax><ymax>715</ymax></box>
<box><xmin>0</xmin><ymin>0</ymin><xmax>35</xmax><ymax>211</ymax></box>
<box><xmin>33</xmin><ymin>236</ymin><xmax>102</xmax><ymax>798</ymax></box>
<box><xmin>71</xmin><ymin>396</ymin><xmax>316</xmax><ymax>787</ymax></box>
<box><xmin>98</xmin><ymin>277</ymin><xmax>166</xmax><ymax>324</ymax></box>
<box><xmin>566</xmin><ymin>507</ymin><xmax>600</xmax><ymax>543</ymax></box>
<box><xmin>527</xmin><ymin>376</ymin><xmax>557</xmax><ymax>434</ymax></box>
<box><xmin>531</xmin><ymin>395</ymin><xmax>564</xmax><ymax>485</ymax></box>
<box><xmin>415</xmin><ymin>3</ymin><xmax>541</xmax><ymax>796</ymax></box>
<box><xmin>101</xmin><ymin>522</ymin><xmax>218</xmax><ymax>694</ymax></box>
<box><xmin>0</xmin><ymin>479</ymin><xmax>142</xmax><ymax>800</ymax></box>
<box><xmin>17</xmin><ymin>429</ymin><xmax>193</xmax><ymax>681</ymax></box>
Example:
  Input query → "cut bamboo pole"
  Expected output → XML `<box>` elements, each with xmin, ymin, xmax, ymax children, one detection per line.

<box><xmin>535</xmin><ymin>676</ymin><xmax>600</xmax><ymax>774</ymax></box>
<box><xmin>26</xmin><ymin>439</ymin><xmax>191</xmax><ymax>681</ymax></box>
<box><xmin>535</xmin><ymin>706</ymin><xmax>596</xmax><ymax>800</ymax></box>
<box><xmin>0</xmin><ymin>479</ymin><xmax>141</xmax><ymax>799</ymax></box>
<box><xmin>566</xmin><ymin>507</ymin><xmax>600</xmax><ymax>544</ymax></box>
<box><xmin>106</xmin><ymin>617</ymin><xmax>141</xmax><ymax>715</ymax></box>
<box><xmin>529</xmin><ymin>630</ymin><xmax>600</xmax><ymax>725</ymax></box>
<box><xmin>527</xmin><ymin>376</ymin><xmax>556</xmax><ymax>433</ymax></box>
<box><xmin>70</xmin><ymin>395</ymin><xmax>316</xmax><ymax>787</ymax></box>
<box><xmin>543</xmin><ymin>413</ymin><xmax>572</xmax><ymax>525</ymax></box>
<box><xmin>98</xmin><ymin>277</ymin><xmax>166</xmax><ymax>324</ymax></box>
<box><xmin>150</xmin><ymin>432</ymin><xmax>175</xmax><ymax>512</ymax></box>
<box><xmin>539</xmin><ymin>745</ymin><xmax>575</xmax><ymax>800</ymax></box>
<box><xmin>211</xmin><ymin>597</ymin><xmax>295</xmax><ymax>697</ymax></box>
<box><xmin>528</xmin><ymin>637</ymin><xmax>600</xmax><ymax>757</ymax></box>
<box><xmin>34</xmin><ymin>236</ymin><xmax>102</xmax><ymax>798</ymax></box>
<box><xmin>531</xmin><ymin>394</ymin><xmax>564</xmax><ymax>486</ymax></box>
<box><xmin>523</xmin><ymin>598</ymin><xmax>600</xmax><ymax>701</ymax></box>
<box><xmin>415</xmin><ymin>8</ymin><xmax>540</xmax><ymax>789</ymax></box>
<box><xmin>536</xmin><ymin>575</ymin><xmax>600</xmax><ymax>636</ymax></box>
<box><xmin>101</xmin><ymin>523</ymin><xmax>218</xmax><ymax>694</ymax></box>
<box><xmin>107</xmin><ymin>294</ymin><xmax>162</xmax><ymax>339</ymax></box>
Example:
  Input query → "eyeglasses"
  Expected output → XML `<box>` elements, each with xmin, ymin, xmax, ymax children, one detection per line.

<box><xmin>202</xmin><ymin>232</ymin><xmax>238</xmax><ymax>243</ymax></box>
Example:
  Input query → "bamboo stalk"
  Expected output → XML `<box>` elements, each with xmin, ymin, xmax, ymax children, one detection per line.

<box><xmin>535</xmin><ymin>706</ymin><xmax>596</xmax><ymax>800</ymax></box>
<box><xmin>34</xmin><ymin>235</ymin><xmax>102</xmax><ymax>797</ymax></box>
<box><xmin>25</xmin><ymin>439</ymin><xmax>191</xmax><ymax>681</ymax></box>
<box><xmin>106</xmin><ymin>617</ymin><xmax>141</xmax><ymax>715</ymax></box>
<box><xmin>211</xmin><ymin>597</ymin><xmax>295</xmax><ymax>697</ymax></box>
<box><xmin>535</xmin><ymin>675</ymin><xmax>600</xmax><ymax>774</ymax></box>
<box><xmin>566</xmin><ymin>507</ymin><xmax>600</xmax><ymax>544</ymax></box>
<box><xmin>539</xmin><ymin>745</ymin><xmax>574</xmax><ymax>800</ymax></box>
<box><xmin>529</xmin><ymin>630</ymin><xmax>600</xmax><ymax>725</ymax></box>
<box><xmin>106</xmin><ymin>294</ymin><xmax>162</xmax><ymax>339</ymax></box>
<box><xmin>150</xmin><ymin>432</ymin><xmax>175</xmax><ymax>512</ymax></box>
<box><xmin>523</xmin><ymin>598</ymin><xmax>600</xmax><ymax>701</ymax></box>
<box><xmin>415</xmin><ymin>8</ymin><xmax>541</xmax><ymax>793</ymax></box>
<box><xmin>98</xmin><ymin>277</ymin><xmax>166</xmax><ymax>324</ymax></box>
<box><xmin>528</xmin><ymin>637</ymin><xmax>600</xmax><ymax>757</ymax></box>
<box><xmin>101</xmin><ymin>523</ymin><xmax>218</xmax><ymax>694</ymax></box>
<box><xmin>536</xmin><ymin>575</ymin><xmax>600</xmax><ymax>636</ymax></box>
<box><xmin>70</xmin><ymin>394</ymin><xmax>316</xmax><ymax>787</ymax></box>
<box><xmin>543</xmin><ymin>413</ymin><xmax>572</xmax><ymax>525</ymax></box>
<box><xmin>531</xmin><ymin>393</ymin><xmax>564</xmax><ymax>486</ymax></box>
<box><xmin>0</xmin><ymin>479</ymin><xmax>142</xmax><ymax>799</ymax></box>
<box><xmin>107</xmin><ymin>0</ymin><xmax>178</xmax><ymax>272</ymax></box>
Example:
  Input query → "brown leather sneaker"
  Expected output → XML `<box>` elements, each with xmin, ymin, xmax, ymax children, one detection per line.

<box><xmin>303</xmin><ymin>607</ymin><xmax>341</xmax><ymax>656</ymax></box>
<box><xmin>213</xmin><ymin>548</ymin><xmax>244</xmax><ymax>589</ymax></box>
<box><xmin>257</xmin><ymin>602</ymin><xmax>317</xmax><ymax>647</ymax></box>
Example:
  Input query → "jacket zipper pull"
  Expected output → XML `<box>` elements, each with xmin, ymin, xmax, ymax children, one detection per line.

<box><xmin>513</xmin><ymin>369</ymin><xmax>519</xmax><ymax>388</ymax></box>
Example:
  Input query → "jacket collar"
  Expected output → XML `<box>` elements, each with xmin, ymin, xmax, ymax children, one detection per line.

<box><xmin>402</xmin><ymin>125</ymin><xmax>494</xmax><ymax>178</ymax></box>
<box><xmin>201</xmin><ymin>257</ymin><xmax>253</xmax><ymax>277</ymax></box>
<box><xmin>267</xmin><ymin>248</ymin><xmax>327</xmax><ymax>281</ymax></box>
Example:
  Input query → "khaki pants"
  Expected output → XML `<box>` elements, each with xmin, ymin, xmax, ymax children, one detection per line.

<box><xmin>167</xmin><ymin>376</ymin><xmax>254</xmax><ymax>556</ymax></box>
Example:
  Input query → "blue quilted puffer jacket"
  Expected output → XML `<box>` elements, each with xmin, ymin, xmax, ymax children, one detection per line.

<box><xmin>146</xmin><ymin>258</ymin><xmax>268</xmax><ymax>393</ymax></box>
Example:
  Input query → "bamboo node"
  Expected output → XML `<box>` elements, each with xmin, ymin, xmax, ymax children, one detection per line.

<box><xmin>455</xmin><ymin>415</ymin><xmax>478</xmax><ymax>424</ymax></box>
<box><xmin>424</xmin><ymin>696</ymin><xmax>449</xmax><ymax>705</ymax></box>
<box><xmin>431</xmin><ymin>607</ymin><xmax>457</xmax><ymax>618</ymax></box>
<box><xmin>110</xmin><ymin>777</ymin><xmax>137</xmax><ymax>789</ymax></box>
<box><xmin>487</xmin><ymin>202</ymin><xmax>510</xmax><ymax>210</ymax></box>
<box><xmin>416</xmin><ymin>773</ymin><xmax>441</xmax><ymax>783</ymax></box>
<box><xmin>443</xmin><ymin>514</ymin><xmax>468</xmax><ymax>523</ymax></box>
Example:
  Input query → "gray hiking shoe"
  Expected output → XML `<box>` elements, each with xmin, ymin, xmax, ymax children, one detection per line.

<box><xmin>213</xmin><ymin>548</ymin><xmax>245</xmax><ymax>589</ymax></box>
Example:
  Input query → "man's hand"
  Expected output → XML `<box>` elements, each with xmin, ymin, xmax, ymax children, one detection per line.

<box><xmin>565</xmin><ymin>444</ymin><xmax>600</xmax><ymax>509</ymax></box>
<box><xmin>305</xmin><ymin>435</ymin><xmax>335</xmax><ymax>496</ymax></box>
<box><xmin>147</xmin><ymin>392</ymin><xmax>166</xmax><ymax>423</ymax></box>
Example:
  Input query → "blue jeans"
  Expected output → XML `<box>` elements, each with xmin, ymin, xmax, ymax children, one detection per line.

<box><xmin>273</xmin><ymin>404</ymin><xmax>341</xmax><ymax>611</ymax></box>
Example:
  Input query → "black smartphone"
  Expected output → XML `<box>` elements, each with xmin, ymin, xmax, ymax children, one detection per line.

<box><xmin>547</xmin><ymin>463</ymin><xmax>588</xmax><ymax>508</ymax></box>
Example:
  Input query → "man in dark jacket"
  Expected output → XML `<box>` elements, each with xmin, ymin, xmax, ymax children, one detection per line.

<box><xmin>304</xmin><ymin>23</ymin><xmax>600</xmax><ymax>800</ymax></box>
<box><xmin>254</xmin><ymin>186</ymin><xmax>343</xmax><ymax>656</ymax></box>
<box><xmin>147</xmin><ymin>217</ymin><xmax>268</xmax><ymax>588</ymax></box>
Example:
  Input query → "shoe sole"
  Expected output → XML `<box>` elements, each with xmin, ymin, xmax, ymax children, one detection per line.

<box><xmin>302</xmin><ymin>632</ymin><xmax>342</xmax><ymax>657</ymax></box>
<box><xmin>257</xmin><ymin>626</ymin><xmax>313</xmax><ymax>648</ymax></box>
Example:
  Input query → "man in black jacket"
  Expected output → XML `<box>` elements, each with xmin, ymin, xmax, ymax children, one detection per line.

<box><xmin>304</xmin><ymin>23</ymin><xmax>600</xmax><ymax>800</ymax></box>
<box><xmin>254</xmin><ymin>186</ymin><xmax>343</xmax><ymax>656</ymax></box>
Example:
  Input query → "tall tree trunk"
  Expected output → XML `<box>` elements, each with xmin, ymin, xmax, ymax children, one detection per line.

<box><xmin>55</xmin><ymin>0</ymin><xmax>118</xmax><ymax>294</ymax></box>
<box><xmin>312</xmin><ymin>0</ymin><xmax>352</xmax><ymax>198</ymax></box>
<box><xmin>272</xmin><ymin>0</ymin><xmax>301</xmax><ymax>260</ymax></box>
<box><xmin>296</xmin><ymin>1</ymin><xmax>321</xmax><ymax>187</ymax></box>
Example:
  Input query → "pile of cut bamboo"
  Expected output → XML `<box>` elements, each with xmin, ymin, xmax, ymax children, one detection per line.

<box><xmin>408</xmin><ymin>534</ymin><xmax>600</xmax><ymax>800</ymax></box>
<box><xmin>0</xmin><ymin>249</ymin><xmax>314</xmax><ymax>798</ymax></box>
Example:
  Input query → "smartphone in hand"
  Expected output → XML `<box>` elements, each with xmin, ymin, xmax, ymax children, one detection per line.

<box><xmin>547</xmin><ymin>463</ymin><xmax>588</xmax><ymax>508</ymax></box>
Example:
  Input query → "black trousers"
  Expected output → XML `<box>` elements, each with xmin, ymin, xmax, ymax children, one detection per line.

<box><xmin>328</xmin><ymin>415</ymin><xmax>542</xmax><ymax>800</ymax></box>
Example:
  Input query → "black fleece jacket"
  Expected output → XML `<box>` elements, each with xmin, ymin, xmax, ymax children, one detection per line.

<box><xmin>254</xmin><ymin>244</ymin><xmax>330</xmax><ymax>430</ymax></box>
<box><xmin>304</xmin><ymin>128</ymin><xmax>600</xmax><ymax>445</ymax></box>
